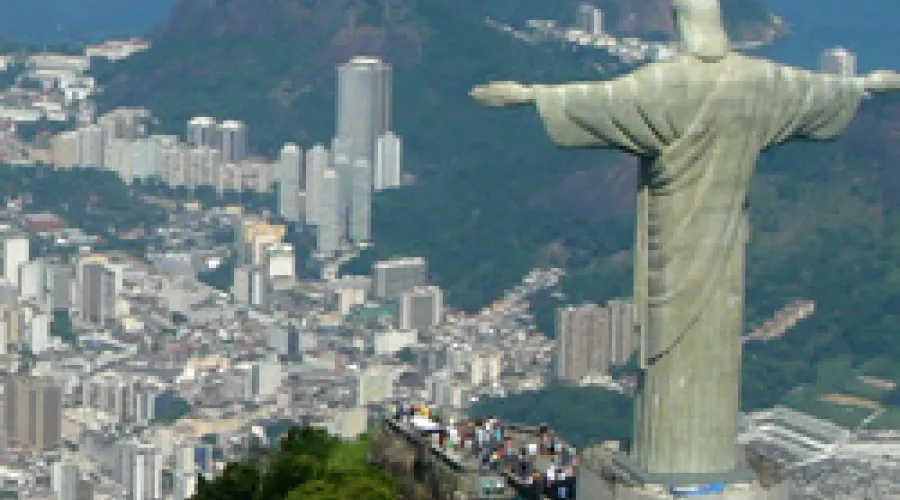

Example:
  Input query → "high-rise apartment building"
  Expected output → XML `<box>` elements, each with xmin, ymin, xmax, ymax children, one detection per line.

<box><xmin>373</xmin><ymin>257</ymin><xmax>428</xmax><ymax>302</ymax></box>
<box><xmin>337</xmin><ymin>56</ymin><xmax>392</xmax><ymax>163</ymax></box>
<box><xmin>304</xmin><ymin>144</ymin><xmax>329</xmax><ymax>226</ymax></box>
<box><xmin>399</xmin><ymin>285</ymin><xmax>443</xmax><ymax>331</ymax></box>
<box><xmin>820</xmin><ymin>47</ymin><xmax>857</xmax><ymax>77</ymax></box>
<box><xmin>375</xmin><ymin>132</ymin><xmax>403</xmax><ymax>191</ymax></box>
<box><xmin>316</xmin><ymin>168</ymin><xmax>343</xmax><ymax>256</ymax></box>
<box><xmin>3</xmin><ymin>375</ymin><xmax>63</xmax><ymax>451</ymax></box>
<box><xmin>186</xmin><ymin>116</ymin><xmax>219</xmax><ymax>149</ymax></box>
<box><xmin>277</xmin><ymin>143</ymin><xmax>303</xmax><ymax>222</ymax></box>
<box><xmin>349</xmin><ymin>157</ymin><xmax>372</xmax><ymax>243</ymax></box>
<box><xmin>120</xmin><ymin>440</ymin><xmax>163</xmax><ymax>500</ymax></box>
<box><xmin>555</xmin><ymin>303</ymin><xmax>612</xmax><ymax>383</ymax></box>
<box><xmin>98</xmin><ymin>108</ymin><xmax>151</xmax><ymax>142</ymax></box>
<box><xmin>77</xmin><ymin>260</ymin><xmax>123</xmax><ymax>328</ymax></box>
<box><xmin>218</xmin><ymin>119</ymin><xmax>248</xmax><ymax>163</ymax></box>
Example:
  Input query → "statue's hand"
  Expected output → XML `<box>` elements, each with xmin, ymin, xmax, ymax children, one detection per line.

<box><xmin>862</xmin><ymin>70</ymin><xmax>900</xmax><ymax>93</ymax></box>
<box><xmin>469</xmin><ymin>81</ymin><xmax>535</xmax><ymax>107</ymax></box>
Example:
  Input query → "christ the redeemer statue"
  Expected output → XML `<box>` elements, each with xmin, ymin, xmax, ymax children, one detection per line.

<box><xmin>472</xmin><ymin>0</ymin><xmax>900</xmax><ymax>479</ymax></box>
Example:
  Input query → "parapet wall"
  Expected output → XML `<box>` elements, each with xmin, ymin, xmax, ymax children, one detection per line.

<box><xmin>370</xmin><ymin>418</ymin><xmax>483</xmax><ymax>500</ymax></box>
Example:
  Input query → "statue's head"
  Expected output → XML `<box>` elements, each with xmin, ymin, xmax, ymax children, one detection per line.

<box><xmin>672</xmin><ymin>0</ymin><xmax>730</xmax><ymax>62</ymax></box>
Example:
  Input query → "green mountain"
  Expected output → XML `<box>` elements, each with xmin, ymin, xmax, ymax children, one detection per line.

<box><xmin>92</xmin><ymin>0</ymin><xmax>900</xmax><ymax>420</ymax></box>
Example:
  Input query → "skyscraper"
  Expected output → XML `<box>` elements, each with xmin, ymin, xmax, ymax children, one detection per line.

<box><xmin>304</xmin><ymin>143</ymin><xmax>329</xmax><ymax>226</ymax></box>
<box><xmin>78</xmin><ymin>260</ymin><xmax>123</xmax><ymax>328</ymax></box>
<box><xmin>218</xmin><ymin>119</ymin><xmax>248</xmax><ymax>163</ymax></box>
<box><xmin>186</xmin><ymin>116</ymin><xmax>218</xmax><ymax>149</ymax></box>
<box><xmin>349</xmin><ymin>157</ymin><xmax>372</xmax><ymax>243</ymax></box>
<box><xmin>316</xmin><ymin>168</ymin><xmax>343</xmax><ymax>256</ymax></box>
<box><xmin>277</xmin><ymin>143</ymin><xmax>303</xmax><ymax>222</ymax></box>
<box><xmin>336</xmin><ymin>56</ymin><xmax>392</xmax><ymax>163</ymax></box>
<box><xmin>375</xmin><ymin>132</ymin><xmax>403</xmax><ymax>191</ymax></box>
<box><xmin>555</xmin><ymin>304</ymin><xmax>612</xmax><ymax>383</ymax></box>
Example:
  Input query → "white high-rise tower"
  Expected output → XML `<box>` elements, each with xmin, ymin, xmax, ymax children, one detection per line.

<box><xmin>349</xmin><ymin>157</ymin><xmax>372</xmax><ymax>243</ymax></box>
<box><xmin>336</xmin><ymin>56</ymin><xmax>392</xmax><ymax>164</ymax></box>
<box><xmin>317</xmin><ymin>168</ymin><xmax>343</xmax><ymax>256</ymax></box>
<box><xmin>375</xmin><ymin>132</ymin><xmax>403</xmax><ymax>190</ymax></box>
<box><xmin>277</xmin><ymin>143</ymin><xmax>303</xmax><ymax>222</ymax></box>
<box><xmin>305</xmin><ymin>143</ymin><xmax>330</xmax><ymax>226</ymax></box>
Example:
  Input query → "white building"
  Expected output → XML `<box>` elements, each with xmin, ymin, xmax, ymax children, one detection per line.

<box><xmin>187</xmin><ymin>116</ymin><xmax>218</xmax><ymax>149</ymax></box>
<box><xmin>0</xmin><ymin>231</ymin><xmax>29</xmax><ymax>287</ymax></box>
<box><xmin>336</xmin><ymin>56</ymin><xmax>392</xmax><ymax>165</ymax></box>
<box><xmin>218</xmin><ymin>119</ymin><xmax>248</xmax><ymax>163</ymax></box>
<box><xmin>373</xmin><ymin>329</ymin><xmax>418</xmax><ymax>356</ymax></box>
<box><xmin>277</xmin><ymin>143</ymin><xmax>303</xmax><ymax>222</ymax></box>
<box><xmin>264</xmin><ymin>243</ymin><xmax>295</xmax><ymax>281</ymax></box>
<box><xmin>316</xmin><ymin>168</ymin><xmax>343</xmax><ymax>256</ymax></box>
<box><xmin>349</xmin><ymin>157</ymin><xmax>372</xmax><ymax>244</ymax></box>
<box><xmin>375</xmin><ymin>132</ymin><xmax>403</xmax><ymax>191</ymax></box>
<box><xmin>76</xmin><ymin>125</ymin><xmax>104</xmax><ymax>167</ymax></box>
<box><xmin>304</xmin><ymin>143</ymin><xmax>329</xmax><ymax>225</ymax></box>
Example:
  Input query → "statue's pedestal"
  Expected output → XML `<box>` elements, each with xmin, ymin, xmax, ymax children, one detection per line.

<box><xmin>577</xmin><ymin>453</ymin><xmax>790</xmax><ymax>500</ymax></box>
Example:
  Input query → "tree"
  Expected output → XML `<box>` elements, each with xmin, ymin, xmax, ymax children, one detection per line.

<box><xmin>191</xmin><ymin>425</ymin><xmax>399</xmax><ymax>500</ymax></box>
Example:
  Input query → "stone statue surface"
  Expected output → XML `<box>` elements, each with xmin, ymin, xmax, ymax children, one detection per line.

<box><xmin>471</xmin><ymin>0</ymin><xmax>900</xmax><ymax>478</ymax></box>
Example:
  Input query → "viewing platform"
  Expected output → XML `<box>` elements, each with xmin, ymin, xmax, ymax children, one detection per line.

<box><xmin>371</xmin><ymin>405</ymin><xmax>578</xmax><ymax>500</ymax></box>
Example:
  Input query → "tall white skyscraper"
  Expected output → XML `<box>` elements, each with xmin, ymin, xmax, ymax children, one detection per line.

<box><xmin>331</xmin><ymin>137</ymin><xmax>353</xmax><ymax>237</ymax></box>
<box><xmin>820</xmin><ymin>47</ymin><xmax>857</xmax><ymax>77</ymax></box>
<box><xmin>375</xmin><ymin>132</ymin><xmax>402</xmax><ymax>190</ymax></box>
<box><xmin>218</xmin><ymin>119</ymin><xmax>248</xmax><ymax>163</ymax></box>
<box><xmin>277</xmin><ymin>143</ymin><xmax>303</xmax><ymax>222</ymax></box>
<box><xmin>317</xmin><ymin>168</ymin><xmax>343</xmax><ymax>256</ymax></box>
<box><xmin>186</xmin><ymin>116</ymin><xmax>218</xmax><ymax>149</ymax></box>
<box><xmin>305</xmin><ymin>144</ymin><xmax>329</xmax><ymax>226</ymax></box>
<box><xmin>349</xmin><ymin>158</ymin><xmax>372</xmax><ymax>243</ymax></box>
<box><xmin>336</xmin><ymin>56</ymin><xmax>392</xmax><ymax>164</ymax></box>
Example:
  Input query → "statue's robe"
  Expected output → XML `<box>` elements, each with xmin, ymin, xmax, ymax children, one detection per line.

<box><xmin>534</xmin><ymin>53</ymin><xmax>864</xmax><ymax>475</ymax></box>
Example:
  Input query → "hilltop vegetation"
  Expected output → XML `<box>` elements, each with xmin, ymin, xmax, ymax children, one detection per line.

<box><xmin>193</xmin><ymin>426</ymin><xmax>398</xmax><ymax>500</ymax></box>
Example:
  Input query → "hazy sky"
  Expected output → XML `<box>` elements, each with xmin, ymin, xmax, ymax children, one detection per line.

<box><xmin>756</xmin><ymin>0</ymin><xmax>898</xmax><ymax>72</ymax></box>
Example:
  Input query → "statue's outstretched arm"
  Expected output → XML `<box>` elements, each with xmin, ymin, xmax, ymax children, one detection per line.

<box><xmin>470</xmin><ymin>81</ymin><xmax>538</xmax><ymax>107</ymax></box>
<box><xmin>861</xmin><ymin>70</ymin><xmax>900</xmax><ymax>93</ymax></box>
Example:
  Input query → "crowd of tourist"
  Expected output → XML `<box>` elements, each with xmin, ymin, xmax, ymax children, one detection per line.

<box><xmin>391</xmin><ymin>403</ymin><xmax>579</xmax><ymax>499</ymax></box>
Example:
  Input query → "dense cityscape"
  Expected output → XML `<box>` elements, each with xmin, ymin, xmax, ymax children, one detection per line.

<box><xmin>0</xmin><ymin>1</ymin><xmax>888</xmax><ymax>500</ymax></box>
